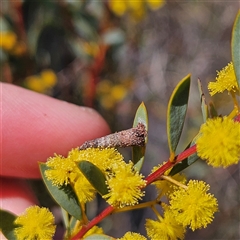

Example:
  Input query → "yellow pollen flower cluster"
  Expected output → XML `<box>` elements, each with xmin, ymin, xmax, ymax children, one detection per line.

<box><xmin>196</xmin><ymin>117</ymin><xmax>240</xmax><ymax>168</ymax></box>
<box><xmin>46</xmin><ymin>148</ymin><xmax>145</xmax><ymax>207</ymax></box>
<box><xmin>145</xmin><ymin>208</ymin><xmax>186</xmax><ymax>240</ymax></box>
<box><xmin>46</xmin><ymin>148</ymin><xmax>123</xmax><ymax>203</ymax></box>
<box><xmin>117</xmin><ymin>231</ymin><xmax>147</xmax><ymax>240</ymax></box>
<box><xmin>68</xmin><ymin>147</ymin><xmax>124</xmax><ymax>172</ymax></box>
<box><xmin>103</xmin><ymin>161</ymin><xmax>146</xmax><ymax>208</ymax></box>
<box><xmin>14</xmin><ymin>206</ymin><xmax>56</xmax><ymax>240</ymax></box>
<box><xmin>45</xmin><ymin>154</ymin><xmax>79</xmax><ymax>186</ymax></box>
<box><xmin>208</xmin><ymin>62</ymin><xmax>239</xmax><ymax>95</ymax></box>
<box><xmin>169</xmin><ymin>180</ymin><xmax>218</xmax><ymax>231</ymax></box>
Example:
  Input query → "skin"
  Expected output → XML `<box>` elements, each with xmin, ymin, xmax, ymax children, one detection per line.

<box><xmin>0</xmin><ymin>83</ymin><xmax>110</xmax><ymax>233</ymax></box>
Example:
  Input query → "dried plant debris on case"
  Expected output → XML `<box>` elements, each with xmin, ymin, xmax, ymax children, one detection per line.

<box><xmin>79</xmin><ymin>123</ymin><xmax>147</xmax><ymax>150</ymax></box>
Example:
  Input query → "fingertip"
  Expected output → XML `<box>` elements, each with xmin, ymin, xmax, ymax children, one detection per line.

<box><xmin>2</xmin><ymin>83</ymin><xmax>110</xmax><ymax>178</ymax></box>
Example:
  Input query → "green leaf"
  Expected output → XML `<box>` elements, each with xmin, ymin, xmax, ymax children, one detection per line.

<box><xmin>39</xmin><ymin>163</ymin><xmax>82</xmax><ymax>220</ymax></box>
<box><xmin>209</xmin><ymin>102</ymin><xmax>218</xmax><ymax>118</ymax></box>
<box><xmin>167</xmin><ymin>74</ymin><xmax>191</xmax><ymax>157</ymax></box>
<box><xmin>60</xmin><ymin>210</ymin><xmax>79</xmax><ymax>239</ymax></box>
<box><xmin>197</xmin><ymin>79</ymin><xmax>209</xmax><ymax>122</ymax></box>
<box><xmin>132</xmin><ymin>102</ymin><xmax>148</xmax><ymax>171</ymax></box>
<box><xmin>84</xmin><ymin>234</ymin><xmax>113</xmax><ymax>240</ymax></box>
<box><xmin>232</xmin><ymin>11</ymin><xmax>240</xmax><ymax>87</ymax></box>
<box><xmin>0</xmin><ymin>209</ymin><xmax>17</xmax><ymax>240</ymax></box>
<box><xmin>61</xmin><ymin>208</ymin><xmax>70</xmax><ymax>229</ymax></box>
<box><xmin>77</xmin><ymin>161</ymin><xmax>108</xmax><ymax>196</ymax></box>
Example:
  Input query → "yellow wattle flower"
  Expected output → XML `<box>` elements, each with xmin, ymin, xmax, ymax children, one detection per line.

<box><xmin>103</xmin><ymin>161</ymin><xmax>146</xmax><ymax>208</ymax></box>
<box><xmin>45</xmin><ymin>147</ymin><xmax>126</xmax><ymax>204</ymax></box>
<box><xmin>208</xmin><ymin>62</ymin><xmax>239</xmax><ymax>95</ymax></box>
<box><xmin>145</xmin><ymin>208</ymin><xmax>186</xmax><ymax>240</ymax></box>
<box><xmin>45</xmin><ymin>155</ymin><xmax>79</xmax><ymax>186</ymax></box>
<box><xmin>196</xmin><ymin>116</ymin><xmax>240</xmax><ymax>168</ymax></box>
<box><xmin>14</xmin><ymin>206</ymin><xmax>56</xmax><ymax>240</ymax></box>
<box><xmin>169</xmin><ymin>180</ymin><xmax>218</xmax><ymax>231</ymax></box>
<box><xmin>118</xmin><ymin>231</ymin><xmax>147</xmax><ymax>240</ymax></box>
<box><xmin>74</xmin><ymin>175</ymin><xmax>97</xmax><ymax>203</ymax></box>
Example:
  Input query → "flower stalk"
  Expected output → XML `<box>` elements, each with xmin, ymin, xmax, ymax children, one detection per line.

<box><xmin>160</xmin><ymin>175</ymin><xmax>187</xmax><ymax>189</ymax></box>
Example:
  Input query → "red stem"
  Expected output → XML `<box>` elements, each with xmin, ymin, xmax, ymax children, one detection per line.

<box><xmin>71</xmin><ymin>144</ymin><xmax>197</xmax><ymax>239</ymax></box>
<box><xmin>84</xmin><ymin>45</ymin><xmax>108</xmax><ymax>107</ymax></box>
<box><xmin>234</xmin><ymin>114</ymin><xmax>240</xmax><ymax>122</ymax></box>
<box><xmin>71</xmin><ymin>206</ymin><xmax>114</xmax><ymax>240</ymax></box>
<box><xmin>146</xmin><ymin>145</ymin><xmax>196</xmax><ymax>185</ymax></box>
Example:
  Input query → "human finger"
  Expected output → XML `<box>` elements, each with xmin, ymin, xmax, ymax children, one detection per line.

<box><xmin>1</xmin><ymin>83</ymin><xmax>110</xmax><ymax>178</ymax></box>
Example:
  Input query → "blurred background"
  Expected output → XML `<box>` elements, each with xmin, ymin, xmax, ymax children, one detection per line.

<box><xmin>1</xmin><ymin>1</ymin><xmax>239</xmax><ymax>239</ymax></box>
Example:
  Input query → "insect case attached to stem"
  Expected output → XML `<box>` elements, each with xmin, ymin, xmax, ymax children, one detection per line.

<box><xmin>79</xmin><ymin>123</ymin><xmax>147</xmax><ymax>150</ymax></box>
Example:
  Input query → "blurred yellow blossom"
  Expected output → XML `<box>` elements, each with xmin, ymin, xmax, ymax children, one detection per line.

<box><xmin>82</xmin><ymin>41</ymin><xmax>100</xmax><ymax>57</ymax></box>
<box><xmin>11</xmin><ymin>41</ymin><xmax>27</xmax><ymax>55</ymax></box>
<box><xmin>108</xmin><ymin>0</ymin><xmax>165</xmax><ymax>20</ymax></box>
<box><xmin>96</xmin><ymin>79</ymin><xmax>130</xmax><ymax>110</ymax></box>
<box><xmin>111</xmin><ymin>84</ymin><xmax>128</xmax><ymax>101</ymax></box>
<box><xmin>40</xmin><ymin>69</ymin><xmax>57</xmax><ymax>87</ymax></box>
<box><xmin>108</xmin><ymin>0</ymin><xmax>128</xmax><ymax>16</ymax></box>
<box><xmin>147</xmin><ymin>0</ymin><xmax>165</xmax><ymax>10</ymax></box>
<box><xmin>0</xmin><ymin>31</ymin><xmax>27</xmax><ymax>56</ymax></box>
<box><xmin>127</xmin><ymin>1</ymin><xmax>145</xmax><ymax>20</ymax></box>
<box><xmin>25</xmin><ymin>69</ymin><xmax>57</xmax><ymax>93</ymax></box>
<box><xmin>25</xmin><ymin>75</ymin><xmax>46</xmax><ymax>93</ymax></box>
<box><xmin>0</xmin><ymin>31</ymin><xmax>17</xmax><ymax>51</ymax></box>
